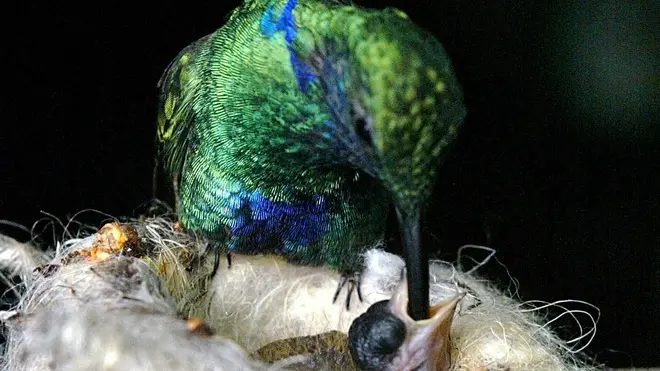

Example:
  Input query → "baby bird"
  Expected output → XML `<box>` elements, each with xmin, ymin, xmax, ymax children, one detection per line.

<box><xmin>348</xmin><ymin>279</ymin><xmax>463</xmax><ymax>370</ymax></box>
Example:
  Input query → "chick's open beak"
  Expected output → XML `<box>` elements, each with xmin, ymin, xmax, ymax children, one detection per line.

<box><xmin>388</xmin><ymin>279</ymin><xmax>463</xmax><ymax>371</ymax></box>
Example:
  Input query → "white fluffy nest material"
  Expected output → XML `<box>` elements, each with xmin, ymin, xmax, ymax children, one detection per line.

<box><xmin>0</xmin><ymin>216</ymin><xmax>603</xmax><ymax>370</ymax></box>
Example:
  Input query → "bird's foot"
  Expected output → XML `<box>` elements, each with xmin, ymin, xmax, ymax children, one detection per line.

<box><xmin>186</xmin><ymin>243</ymin><xmax>232</xmax><ymax>277</ymax></box>
<box><xmin>205</xmin><ymin>243</ymin><xmax>233</xmax><ymax>277</ymax></box>
<box><xmin>332</xmin><ymin>272</ymin><xmax>363</xmax><ymax>310</ymax></box>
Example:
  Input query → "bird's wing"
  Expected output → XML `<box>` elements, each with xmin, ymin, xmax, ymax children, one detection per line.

<box><xmin>156</xmin><ymin>35</ymin><xmax>212</xmax><ymax>180</ymax></box>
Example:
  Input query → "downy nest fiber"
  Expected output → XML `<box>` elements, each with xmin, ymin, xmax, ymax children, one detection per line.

<box><xmin>0</xmin><ymin>214</ymin><xmax>602</xmax><ymax>370</ymax></box>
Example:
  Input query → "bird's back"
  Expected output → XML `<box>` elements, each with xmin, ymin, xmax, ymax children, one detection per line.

<box><xmin>157</xmin><ymin>0</ymin><xmax>390</xmax><ymax>272</ymax></box>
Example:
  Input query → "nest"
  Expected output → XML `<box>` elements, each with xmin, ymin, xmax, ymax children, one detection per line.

<box><xmin>0</xmin><ymin>213</ymin><xmax>603</xmax><ymax>370</ymax></box>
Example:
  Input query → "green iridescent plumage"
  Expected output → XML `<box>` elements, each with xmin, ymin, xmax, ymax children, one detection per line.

<box><xmin>157</xmin><ymin>0</ymin><xmax>465</xmax><ymax>318</ymax></box>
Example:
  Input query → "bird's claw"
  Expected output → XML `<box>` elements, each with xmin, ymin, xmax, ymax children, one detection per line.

<box><xmin>208</xmin><ymin>243</ymin><xmax>232</xmax><ymax>277</ymax></box>
<box><xmin>332</xmin><ymin>272</ymin><xmax>363</xmax><ymax>310</ymax></box>
<box><xmin>186</xmin><ymin>242</ymin><xmax>232</xmax><ymax>277</ymax></box>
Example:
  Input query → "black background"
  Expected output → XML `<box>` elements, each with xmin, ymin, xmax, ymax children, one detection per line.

<box><xmin>1</xmin><ymin>0</ymin><xmax>658</xmax><ymax>367</ymax></box>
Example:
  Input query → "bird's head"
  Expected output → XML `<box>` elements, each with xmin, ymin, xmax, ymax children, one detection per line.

<box><xmin>302</xmin><ymin>7</ymin><xmax>465</xmax><ymax>205</ymax></box>
<box><xmin>350</xmin><ymin>10</ymin><xmax>465</xmax><ymax>213</ymax></box>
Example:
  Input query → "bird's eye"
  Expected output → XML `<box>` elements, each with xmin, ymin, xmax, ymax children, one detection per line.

<box><xmin>351</xmin><ymin>102</ymin><xmax>373</xmax><ymax>147</ymax></box>
<box><xmin>355</xmin><ymin>117</ymin><xmax>372</xmax><ymax>145</ymax></box>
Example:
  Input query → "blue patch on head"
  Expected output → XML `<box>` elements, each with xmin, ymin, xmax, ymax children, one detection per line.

<box><xmin>259</xmin><ymin>0</ymin><xmax>316</xmax><ymax>92</ymax></box>
<box><xmin>259</xmin><ymin>6</ymin><xmax>278</xmax><ymax>37</ymax></box>
<box><xmin>278</xmin><ymin>0</ymin><xmax>298</xmax><ymax>43</ymax></box>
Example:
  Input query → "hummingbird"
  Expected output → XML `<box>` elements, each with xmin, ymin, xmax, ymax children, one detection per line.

<box><xmin>157</xmin><ymin>0</ymin><xmax>465</xmax><ymax>320</ymax></box>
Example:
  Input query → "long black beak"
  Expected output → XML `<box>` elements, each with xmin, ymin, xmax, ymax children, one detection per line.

<box><xmin>395</xmin><ymin>206</ymin><xmax>429</xmax><ymax>320</ymax></box>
